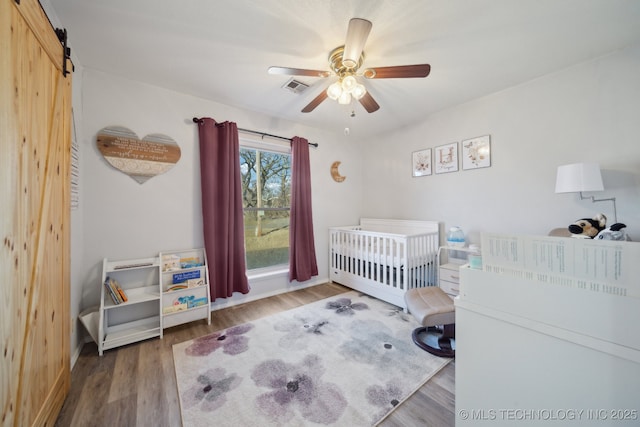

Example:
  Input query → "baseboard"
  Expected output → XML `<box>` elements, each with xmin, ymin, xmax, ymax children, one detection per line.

<box><xmin>70</xmin><ymin>335</ymin><xmax>92</xmax><ymax>369</ymax></box>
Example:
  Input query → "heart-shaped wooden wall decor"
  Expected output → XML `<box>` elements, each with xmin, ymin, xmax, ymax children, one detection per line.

<box><xmin>96</xmin><ymin>126</ymin><xmax>181</xmax><ymax>184</ymax></box>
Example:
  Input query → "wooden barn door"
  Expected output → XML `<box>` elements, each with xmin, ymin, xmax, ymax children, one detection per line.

<box><xmin>1</xmin><ymin>0</ymin><xmax>72</xmax><ymax>425</ymax></box>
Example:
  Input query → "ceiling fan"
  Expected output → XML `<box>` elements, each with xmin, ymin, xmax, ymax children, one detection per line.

<box><xmin>268</xmin><ymin>18</ymin><xmax>431</xmax><ymax>114</ymax></box>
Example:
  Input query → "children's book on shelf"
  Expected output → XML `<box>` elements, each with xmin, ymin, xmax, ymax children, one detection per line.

<box><xmin>166</xmin><ymin>284</ymin><xmax>188</xmax><ymax>292</ymax></box>
<box><xmin>162</xmin><ymin>254</ymin><xmax>181</xmax><ymax>272</ymax></box>
<box><xmin>172</xmin><ymin>270</ymin><xmax>200</xmax><ymax>284</ymax></box>
<box><xmin>103</xmin><ymin>276</ymin><xmax>128</xmax><ymax>304</ymax></box>
<box><xmin>163</xmin><ymin>303</ymin><xmax>188</xmax><ymax>314</ymax></box>
<box><xmin>164</xmin><ymin>293</ymin><xmax>206</xmax><ymax>313</ymax></box>
<box><xmin>113</xmin><ymin>278</ymin><xmax>128</xmax><ymax>302</ymax></box>
<box><xmin>104</xmin><ymin>276</ymin><xmax>119</xmax><ymax>304</ymax></box>
<box><xmin>188</xmin><ymin>297</ymin><xmax>208</xmax><ymax>308</ymax></box>
<box><xmin>187</xmin><ymin>278</ymin><xmax>205</xmax><ymax>287</ymax></box>
<box><xmin>180</xmin><ymin>256</ymin><xmax>203</xmax><ymax>269</ymax></box>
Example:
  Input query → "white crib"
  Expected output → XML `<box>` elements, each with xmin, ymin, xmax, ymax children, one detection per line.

<box><xmin>329</xmin><ymin>218</ymin><xmax>440</xmax><ymax>310</ymax></box>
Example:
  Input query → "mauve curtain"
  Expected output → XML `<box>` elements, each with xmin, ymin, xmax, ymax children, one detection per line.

<box><xmin>289</xmin><ymin>136</ymin><xmax>318</xmax><ymax>282</ymax></box>
<box><xmin>197</xmin><ymin>118</ymin><xmax>250</xmax><ymax>300</ymax></box>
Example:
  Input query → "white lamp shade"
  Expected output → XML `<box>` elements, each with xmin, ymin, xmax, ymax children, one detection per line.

<box><xmin>337</xmin><ymin>91</ymin><xmax>352</xmax><ymax>105</ymax></box>
<box><xmin>351</xmin><ymin>83</ymin><xmax>366</xmax><ymax>100</ymax></box>
<box><xmin>555</xmin><ymin>162</ymin><xmax>604</xmax><ymax>193</ymax></box>
<box><xmin>326</xmin><ymin>82</ymin><xmax>342</xmax><ymax>100</ymax></box>
<box><xmin>341</xmin><ymin>75</ymin><xmax>357</xmax><ymax>92</ymax></box>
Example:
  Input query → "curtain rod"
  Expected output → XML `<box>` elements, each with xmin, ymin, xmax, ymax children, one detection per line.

<box><xmin>192</xmin><ymin>118</ymin><xmax>318</xmax><ymax>148</ymax></box>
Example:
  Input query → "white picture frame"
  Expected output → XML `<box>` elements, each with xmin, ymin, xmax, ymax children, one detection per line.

<box><xmin>462</xmin><ymin>135</ymin><xmax>491</xmax><ymax>170</ymax></box>
<box><xmin>434</xmin><ymin>142</ymin><xmax>458</xmax><ymax>174</ymax></box>
<box><xmin>412</xmin><ymin>149</ymin><xmax>432</xmax><ymax>177</ymax></box>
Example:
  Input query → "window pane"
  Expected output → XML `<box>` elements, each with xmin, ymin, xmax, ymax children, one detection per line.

<box><xmin>244</xmin><ymin>209</ymin><xmax>290</xmax><ymax>269</ymax></box>
<box><xmin>240</xmin><ymin>146</ymin><xmax>291</xmax><ymax>270</ymax></box>
<box><xmin>240</xmin><ymin>148</ymin><xmax>291</xmax><ymax>209</ymax></box>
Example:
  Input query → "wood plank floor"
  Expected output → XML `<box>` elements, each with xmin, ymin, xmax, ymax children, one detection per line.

<box><xmin>56</xmin><ymin>283</ymin><xmax>455</xmax><ymax>427</ymax></box>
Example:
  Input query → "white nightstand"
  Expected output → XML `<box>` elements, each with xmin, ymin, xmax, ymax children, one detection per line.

<box><xmin>439</xmin><ymin>261</ymin><xmax>462</xmax><ymax>297</ymax></box>
<box><xmin>438</xmin><ymin>246</ymin><xmax>478</xmax><ymax>298</ymax></box>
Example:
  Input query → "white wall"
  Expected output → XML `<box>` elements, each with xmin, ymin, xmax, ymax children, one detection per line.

<box><xmin>75</xmin><ymin>69</ymin><xmax>363</xmax><ymax>336</ymax></box>
<box><xmin>361</xmin><ymin>44</ymin><xmax>640</xmax><ymax>245</ymax></box>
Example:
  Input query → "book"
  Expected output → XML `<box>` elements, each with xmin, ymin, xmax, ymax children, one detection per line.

<box><xmin>162</xmin><ymin>254</ymin><xmax>180</xmax><ymax>272</ymax></box>
<box><xmin>187</xmin><ymin>278</ymin><xmax>204</xmax><ymax>287</ymax></box>
<box><xmin>167</xmin><ymin>284</ymin><xmax>188</xmax><ymax>292</ymax></box>
<box><xmin>163</xmin><ymin>303</ymin><xmax>188</xmax><ymax>314</ymax></box>
<box><xmin>188</xmin><ymin>297</ymin><xmax>208</xmax><ymax>308</ymax></box>
<box><xmin>180</xmin><ymin>256</ymin><xmax>202</xmax><ymax>269</ymax></box>
<box><xmin>172</xmin><ymin>270</ymin><xmax>200</xmax><ymax>284</ymax></box>
<box><xmin>112</xmin><ymin>278</ymin><xmax>128</xmax><ymax>302</ymax></box>
<box><xmin>104</xmin><ymin>276</ymin><xmax>120</xmax><ymax>304</ymax></box>
<box><xmin>109</xmin><ymin>278</ymin><xmax>123</xmax><ymax>304</ymax></box>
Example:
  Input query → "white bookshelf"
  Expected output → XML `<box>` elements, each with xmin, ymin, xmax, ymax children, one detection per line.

<box><xmin>160</xmin><ymin>248</ymin><xmax>211</xmax><ymax>330</ymax></box>
<box><xmin>97</xmin><ymin>256</ymin><xmax>162</xmax><ymax>356</ymax></box>
<box><xmin>79</xmin><ymin>249</ymin><xmax>212</xmax><ymax>356</ymax></box>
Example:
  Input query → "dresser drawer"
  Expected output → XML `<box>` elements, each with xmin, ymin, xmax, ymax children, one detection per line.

<box><xmin>439</xmin><ymin>263</ymin><xmax>461</xmax><ymax>297</ymax></box>
<box><xmin>440</xmin><ymin>280</ymin><xmax>460</xmax><ymax>297</ymax></box>
<box><xmin>439</xmin><ymin>266</ymin><xmax>461</xmax><ymax>283</ymax></box>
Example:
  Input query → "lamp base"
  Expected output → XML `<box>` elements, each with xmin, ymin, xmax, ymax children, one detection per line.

<box><xmin>579</xmin><ymin>192</ymin><xmax>617</xmax><ymax>223</ymax></box>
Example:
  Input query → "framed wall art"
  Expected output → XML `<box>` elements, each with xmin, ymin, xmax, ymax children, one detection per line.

<box><xmin>434</xmin><ymin>142</ymin><xmax>458</xmax><ymax>174</ymax></box>
<box><xmin>462</xmin><ymin>135</ymin><xmax>491</xmax><ymax>170</ymax></box>
<box><xmin>412</xmin><ymin>149</ymin><xmax>432</xmax><ymax>177</ymax></box>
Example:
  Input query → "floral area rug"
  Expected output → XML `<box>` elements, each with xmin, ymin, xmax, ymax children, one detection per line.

<box><xmin>172</xmin><ymin>291</ymin><xmax>451</xmax><ymax>426</ymax></box>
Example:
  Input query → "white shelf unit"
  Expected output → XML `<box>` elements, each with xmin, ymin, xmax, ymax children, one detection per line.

<box><xmin>160</xmin><ymin>248</ymin><xmax>211</xmax><ymax>330</ymax></box>
<box><xmin>98</xmin><ymin>256</ymin><xmax>162</xmax><ymax>356</ymax></box>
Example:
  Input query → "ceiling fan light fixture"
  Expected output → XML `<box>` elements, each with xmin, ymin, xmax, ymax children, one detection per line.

<box><xmin>351</xmin><ymin>83</ymin><xmax>366</xmax><ymax>100</ymax></box>
<box><xmin>273</xmin><ymin>18</ymin><xmax>429</xmax><ymax>114</ymax></box>
<box><xmin>327</xmin><ymin>82</ymin><xmax>342</xmax><ymax>100</ymax></box>
<box><xmin>341</xmin><ymin>75</ymin><xmax>357</xmax><ymax>92</ymax></box>
<box><xmin>338</xmin><ymin>91</ymin><xmax>352</xmax><ymax>105</ymax></box>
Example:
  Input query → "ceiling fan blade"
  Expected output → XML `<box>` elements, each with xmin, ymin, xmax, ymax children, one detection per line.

<box><xmin>342</xmin><ymin>18</ymin><xmax>372</xmax><ymax>68</ymax></box>
<box><xmin>268</xmin><ymin>66</ymin><xmax>329</xmax><ymax>78</ymax></box>
<box><xmin>362</xmin><ymin>64</ymin><xmax>431</xmax><ymax>79</ymax></box>
<box><xmin>359</xmin><ymin>92</ymin><xmax>380</xmax><ymax>113</ymax></box>
<box><xmin>301</xmin><ymin>89</ymin><xmax>328</xmax><ymax>113</ymax></box>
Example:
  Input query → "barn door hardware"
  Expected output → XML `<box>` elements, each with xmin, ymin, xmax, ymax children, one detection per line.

<box><xmin>55</xmin><ymin>28</ymin><xmax>74</xmax><ymax>77</ymax></box>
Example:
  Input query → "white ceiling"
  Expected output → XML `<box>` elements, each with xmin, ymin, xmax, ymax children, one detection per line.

<box><xmin>49</xmin><ymin>0</ymin><xmax>640</xmax><ymax>137</ymax></box>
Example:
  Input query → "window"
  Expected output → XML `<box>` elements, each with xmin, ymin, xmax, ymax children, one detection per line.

<box><xmin>239</xmin><ymin>142</ymin><xmax>291</xmax><ymax>270</ymax></box>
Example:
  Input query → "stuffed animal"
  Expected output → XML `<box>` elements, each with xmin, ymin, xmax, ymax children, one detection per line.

<box><xmin>568</xmin><ymin>213</ymin><xmax>607</xmax><ymax>239</ymax></box>
<box><xmin>595</xmin><ymin>222</ymin><xmax>627</xmax><ymax>240</ymax></box>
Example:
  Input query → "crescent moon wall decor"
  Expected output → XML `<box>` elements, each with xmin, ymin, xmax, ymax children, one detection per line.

<box><xmin>330</xmin><ymin>161</ymin><xmax>346</xmax><ymax>182</ymax></box>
